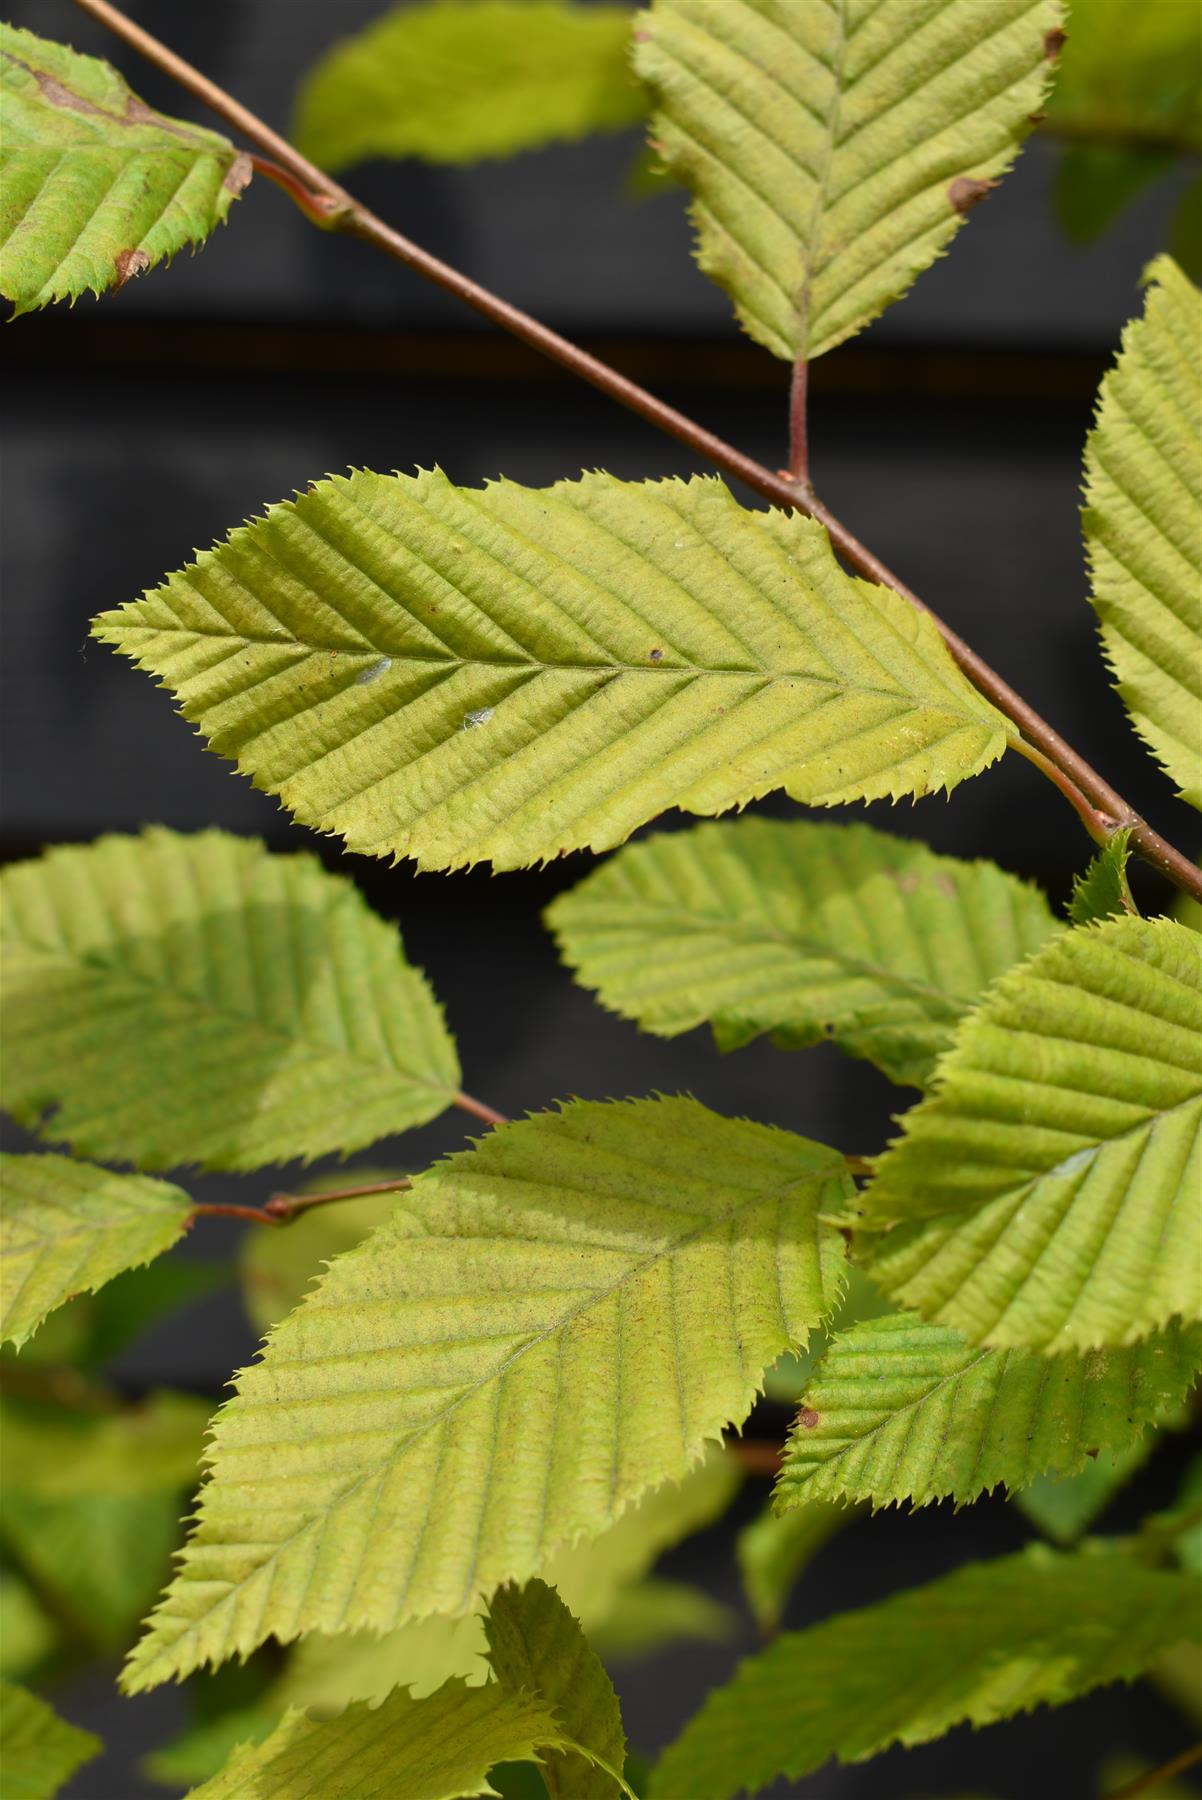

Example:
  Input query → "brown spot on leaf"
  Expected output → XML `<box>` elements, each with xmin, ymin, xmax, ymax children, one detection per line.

<box><xmin>798</xmin><ymin>1408</ymin><xmax>820</xmax><ymax>1430</ymax></box>
<box><xmin>948</xmin><ymin>176</ymin><xmax>998</xmax><ymax>215</ymax></box>
<box><xmin>1044</xmin><ymin>26</ymin><xmax>1067</xmax><ymax>59</ymax></box>
<box><xmin>897</xmin><ymin>871</ymin><xmax>921</xmax><ymax>895</ymax></box>
<box><xmin>224</xmin><ymin>152</ymin><xmax>253</xmax><ymax>196</ymax></box>
<box><xmin>934</xmin><ymin>873</ymin><xmax>956</xmax><ymax>898</ymax></box>
<box><xmin>649</xmin><ymin>647</ymin><xmax>664</xmax><ymax>662</ymax></box>
<box><xmin>113</xmin><ymin>247</ymin><xmax>150</xmax><ymax>289</ymax></box>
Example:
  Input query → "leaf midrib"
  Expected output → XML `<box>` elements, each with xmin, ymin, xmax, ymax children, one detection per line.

<box><xmin>139</xmin><ymin>1154</ymin><xmax>845</xmax><ymax>1679</ymax></box>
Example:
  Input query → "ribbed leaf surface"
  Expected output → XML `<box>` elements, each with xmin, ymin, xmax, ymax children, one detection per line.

<box><xmin>0</xmin><ymin>1153</ymin><xmax>191</xmax><ymax>1348</ymax></box>
<box><xmin>0</xmin><ymin>1681</ymin><xmax>100</xmax><ymax>1800</ymax></box>
<box><xmin>548</xmin><ymin>819</ymin><xmax>1055</xmax><ymax>1086</ymax></box>
<box><xmin>124</xmin><ymin>1097</ymin><xmax>848</xmax><ymax>1690</ymax></box>
<box><xmin>652</xmin><ymin>1549</ymin><xmax>1202</xmax><ymax>1797</ymax></box>
<box><xmin>858</xmin><ymin>917</ymin><xmax>1202</xmax><ymax>1352</ymax></box>
<box><xmin>486</xmin><ymin>1581</ymin><xmax>628</xmax><ymax>1799</ymax></box>
<box><xmin>93</xmin><ymin>472</ymin><xmax>1008</xmax><ymax>872</ymax></box>
<box><xmin>775</xmin><ymin>1312</ymin><xmax>1202</xmax><ymax>1511</ymax></box>
<box><xmin>633</xmin><ymin>0</ymin><xmax>1058</xmax><ymax>361</ymax></box>
<box><xmin>188</xmin><ymin>1680</ymin><xmax>567</xmax><ymax>1800</ymax></box>
<box><xmin>1067</xmin><ymin>828</ymin><xmax>1135</xmax><ymax>926</ymax></box>
<box><xmin>0</xmin><ymin>23</ymin><xmax>249</xmax><ymax>317</ymax></box>
<box><xmin>1085</xmin><ymin>256</ymin><xmax>1202</xmax><ymax>808</ymax></box>
<box><xmin>0</xmin><ymin>829</ymin><xmax>458</xmax><ymax>1171</ymax></box>
<box><xmin>293</xmin><ymin>0</ymin><xmax>644</xmax><ymax>171</ymax></box>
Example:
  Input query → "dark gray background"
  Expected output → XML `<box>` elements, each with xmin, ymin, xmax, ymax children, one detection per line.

<box><xmin>2</xmin><ymin>4</ymin><xmax>1199</xmax><ymax>1796</ymax></box>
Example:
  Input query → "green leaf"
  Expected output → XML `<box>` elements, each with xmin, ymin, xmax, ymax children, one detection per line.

<box><xmin>1013</xmin><ymin>1436</ymin><xmax>1159</xmax><ymax>1545</ymax></box>
<box><xmin>1172</xmin><ymin>175</ymin><xmax>1202</xmax><ymax>283</ymax></box>
<box><xmin>186</xmin><ymin>1680</ymin><xmax>568</xmax><ymax>1800</ymax></box>
<box><xmin>124</xmin><ymin>1096</ymin><xmax>848</xmax><ymax>1690</ymax></box>
<box><xmin>586</xmin><ymin>1578</ymin><xmax>732</xmax><ymax>1660</ymax></box>
<box><xmin>0</xmin><ymin>1575</ymin><xmax>59</xmax><ymax>1684</ymax></box>
<box><xmin>0</xmin><ymin>828</ymin><xmax>459</xmax><ymax>1171</ymax></box>
<box><xmin>1046</xmin><ymin>0</ymin><xmax>1202</xmax><ymax>154</ymax></box>
<box><xmin>486</xmin><ymin>1581</ymin><xmax>629</xmax><ymax>1799</ymax></box>
<box><xmin>1</xmin><ymin>1392</ymin><xmax>210</xmax><ymax>1650</ymax></box>
<box><xmin>736</xmin><ymin>1499</ymin><xmax>852</xmax><ymax>1634</ymax></box>
<box><xmin>1084</xmin><ymin>255</ymin><xmax>1202</xmax><ymax>810</ymax></box>
<box><xmin>774</xmin><ymin>1312</ymin><xmax>1201</xmax><ymax>1512</ymax></box>
<box><xmin>1053</xmin><ymin>144</ymin><xmax>1174</xmax><ymax>244</ymax></box>
<box><xmin>0</xmin><ymin>1682</ymin><xmax>100</xmax><ymax>1800</ymax></box>
<box><xmin>93</xmin><ymin>472</ymin><xmax>1009</xmax><ymax>873</ymax></box>
<box><xmin>1067</xmin><ymin>828</ymin><xmax>1136</xmax><ymax>926</ymax></box>
<box><xmin>856</xmin><ymin>917</ymin><xmax>1202</xmax><ymax>1352</ymax></box>
<box><xmin>0</xmin><ymin>22</ymin><xmax>250</xmax><ymax>318</ymax></box>
<box><xmin>548</xmin><ymin>819</ymin><xmax>1056</xmax><ymax>1088</ymax></box>
<box><xmin>293</xmin><ymin>0</ymin><xmax>644</xmax><ymax>171</ymax></box>
<box><xmin>0</xmin><ymin>1153</ymin><xmax>192</xmax><ymax>1349</ymax></box>
<box><xmin>633</xmin><ymin>0</ymin><xmax>1058</xmax><ymax>362</ymax></box>
<box><xmin>651</xmin><ymin>1548</ymin><xmax>1202</xmax><ymax>1797</ymax></box>
<box><xmin>239</xmin><ymin>1176</ymin><xmax>410</xmax><ymax>1336</ymax></box>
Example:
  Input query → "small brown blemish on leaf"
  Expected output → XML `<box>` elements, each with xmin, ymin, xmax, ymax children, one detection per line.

<box><xmin>649</xmin><ymin>647</ymin><xmax>664</xmax><ymax>662</ymax></box>
<box><xmin>114</xmin><ymin>248</ymin><xmax>150</xmax><ymax>289</ymax></box>
<box><xmin>798</xmin><ymin>1408</ymin><xmax>820</xmax><ymax>1430</ymax></box>
<box><xmin>1044</xmin><ymin>26</ymin><xmax>1067</xmax><ymax>59</ymax></box>
<box><xmin>948</xmin><ymin>176</ymin><xmax>998</xmax><ymax>215</ymax></box>
<box><xmin>934</xmin><ymin>873</ymin><xmax>956</xmax><ymax>898</ymax></box>
<box><xmin>897</xmin><ymin>871</ymin><xmax>921</xmax><ymax>895</ymax></box>
<box><xmin>224</xmin><ymin>152</ymin><xmax>253</xmax><ymax>196</ymax></box>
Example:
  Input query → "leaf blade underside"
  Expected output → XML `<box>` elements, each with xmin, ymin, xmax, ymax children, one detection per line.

<box><xmin>1084</xmin><ymin>255</ymin><xmax>1202</xmax><ymax>809</ymax></box>
<box><xmin>93</xmin><ymin>471</ymin><xmax>1009</xmax><ymax>873</ymax></box>
<box><xmin>0</xmin><ymin>1153</ymin><xmax>191</xmax><ymax>1349</ymax></box>
<box><xmin>856</xmin><ymin>916</ymin><xmax>1202</xmax><ymax>1352</ymax></box>
<box><xmin>775</xmin><ymin>1312</ymin><xmax>1202</xmax><ymax>1511</ymax></box>
<box><xmin>634</xmin><ymin>0</ymin><xmax>1059</xmax><ymax>360</ymax></box>
<box><xmin>0</xmin><ymin>21</ymin><xmax>249</xmax><ymax>316</ymax></box>
<box><xmin>650</xmin><ymin>1549</ymin><xmax>1202</xmax><ymax>1798</ymax></box>
<box><xmin>548</xmin><ymin>818</ymin><xmax>1056</xmax><ymax>1086</ymax></box>
<box><xmin>123</xmin><ymin>1096</ymin><xmax>849</xmax><ymax>1691</ymax></box>
<box><xmin>0</xmin><ymin>829</ymin><xmax>459</xmax><ymax>1172</ymax></box>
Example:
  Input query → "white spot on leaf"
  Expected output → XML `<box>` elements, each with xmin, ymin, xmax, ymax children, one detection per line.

<box><xmin>462</xmin><ymin>708</ymin><xmax>495</xmax><ymax>730</ymax></box>
<box><xmin>356</xmin><ymin>656</ymin><xmax>392</xmax><ymax>686</ymax></box>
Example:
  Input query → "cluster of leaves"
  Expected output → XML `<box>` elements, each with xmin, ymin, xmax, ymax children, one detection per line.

<box><xmin>1</xmin><ymin>2</ymin><xmax>1200</xmax><ymax>1798</ymax></box>
<box><xmin>289</xmin><ymin>0</ymin><xmax>1202</xmax><ymax>274</ymax></box>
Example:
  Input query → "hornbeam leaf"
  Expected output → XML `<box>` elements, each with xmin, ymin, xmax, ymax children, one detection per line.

<box><xmin>633</xmin><ymin>0</ymin><xmax>1058</xmax><ymax>362</ymax></box>
<box><xmin>0</xmin><ymin>1153</ymin><xmax>191</xmax><ymax>1349</ymax></box>
<box><xmin>736</xmin><ymin>1498</ymin><xmax>852</xmax><ymax>1633</ymax></box>
<box><xmin>123</xmin><ymin>1096</ymin><xmax>848</xmax><ymax>1690</ymax></box>
<box><xmin>774</xmin><ymin>1312</ymin><xmax>1202</xmax><ymax>1512</ymax></box>
<box><xmin>93</xmin><ymin>472</ymin><xmax>1009</xmax><ymax>873</ymax></box>
<box><xmin>652</xmin><ymin>1550</ymin><xmax>1202</xmax><ymax>1796</ymax></box>
<box><xmin>0</xmin><ymin>22</ymin><xmax>250</xmax><ymax>317</ymax></box>
<box><xmin>486</xmin><ymin>1581</ymin><xmax>630</xmax><ymax>1799</ymax></box>
<box><xmin>293</xmin><ymin>0</ymin><xmax>644</xmax><ymax>171</ymax></box>
<box><xmin>0</xmin><ymin>829</ymin><xmax>459</xmax><ymax>1172</ymax></box>
<box><xmin>856</xmin><ymin>917</ymin><xmax>1202</xmax><ymax>1352</ymax></box>
<box><xmin>0</xmin><ymin>1681</ymin><xmax>101</xmax><ymax>1800</ymax></box>
<box><xmin>186</xmin><ymin>1680</ymin><xmax>568</xmax><ymax>1800</ymax></box>
<box><xmin>1013</xmin><ymin>1436</ymin><xmax>1160</xmax><ymax>1546</ymax></box>
<box><xmin>548</xmin><ymin>819</ymin><xmax>1056</xmax><ymax>1087</ymax></box>
<box><xmin>1084</xmin><ymin>256</ymin><xmax>1202</xmax><ymax>809</ymax></box>
<box><xmin>1067</xmin><ymin>828</ymin><xmax>1136</xmax><ymax>926</ymax></box>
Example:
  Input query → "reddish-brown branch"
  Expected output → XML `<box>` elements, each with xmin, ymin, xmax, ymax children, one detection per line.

<box><xmin>1104</xmin><ymin>1743</ymin><xmax>1202</xmax><ymax>1800</ymax></box>
<box><xmin>264</xmin><ymin>1176</ymin><xmax>413</xmax><ymax>1221</ymax></box>
<box><xmin>787</xmin><ymin>358</ymin><xmax>810</xmax><ymax>488</ymax></box>
<box><xmin>455</xmin><ymin>1091</ymin><xmax>510</xmax><ymax>1128</ymax></box>
<box><xmin>67</xmin><ymin>0</ymin><xmax>1202</xmax><ymax>903</ymax></box>
<box><xmin>187</xmin><ymin>1200</ymin><xmax>284</xmax><ymax>1227</ymax></box>
<box><xmin>730</xmin><ymin>1439</ymin><xmax>784</xmax><ymax>1477</ymax></box>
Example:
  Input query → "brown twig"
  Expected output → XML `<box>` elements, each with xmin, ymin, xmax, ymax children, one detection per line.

<box><xmin>187</xmin><ymin>1200</ymin><xmax>284</xmax><ymax>1227</ymax></box>
<box><xmin>729</xmin><ymin>1439</ymin><xmax>784</xmax><ymax>1477</ymax></box>
<box><xmin>455</xmin><ymin>1091</ymin><xmax>510</xmax><ymax>1128</ymax></box>
<box><xmin>67</xmin><ymin>0</ymin><xmax>1202</xmax><ymax>903</ymax></box>
<box><xmin>787</xmin><ymin>358</ymin><xmax>811</xmax><ymax>488</ymax></box>
<box><xmin>264</xmin><ymin>1175</ymin><xmax>413</xmax><ymax>1221</ymax></box>
<box><xmin>1104</xmin><ymin>1742</ymin><xmax>1202</xmax><ymax>1800</ymax></box>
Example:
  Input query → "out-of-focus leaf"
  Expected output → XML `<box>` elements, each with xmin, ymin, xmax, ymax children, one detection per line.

<box><xmin>239</xmin><ymin>1178</ymin><xmax>409</xmax><ymax>1336</ymax></box>
<box><xmin>737</xmin><ymin>1500</ymin><xmax>853</xmax><ymax>1634</ymax></box>
<box><xmin>0</xmin><ymin>1573</ymin><xmax>59</xmax><ymax>1682</ymax></box>
<box><xmin>0</xmin><ymin>1680</ymin><xmax>100</xmax><ymax>1799</ymax></box>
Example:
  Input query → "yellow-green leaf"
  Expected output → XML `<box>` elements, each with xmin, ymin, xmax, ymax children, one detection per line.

<box><xmin>0</xmin><ymin>22</ymin><xmax>250</xmax><ymax>317</ymax></box>
<box><xmin>185</xmin><ymin>1680</ymin><xmax>568</xmax><ymax>1800</ymax></box>
<box><xmin>124</xmin><ymin>1097</ymin><xmax>848</xmax><ymax>1690</ymax></box>
<box><xmin>736</xmin><ymin>1498</ymin><xmax>852</xmax><ymax>1633</ymax></box>
<box><xmin>633</xmin><ymin>0</ymin><xmax>1058</xmax><ymax>361</ymax></box>
<box><xmin>548</xmin><ymin>819</ymin><xmax>1056</xmax><ymax>1087</ymax></box>
<box><xmin>94</xmin><ymin>471</ymin><xmax>1008</xmax><ymax>872</ymax></box>
<box><xmin>0</xmin><ymin>1681</ymin><xmax>100</xmax><ymax>1800</ymax></box>
<box><xmin>293</xmin><ymin>0</ymin><xmax>644</xmax><ymax>171</ymax></box>
<box><xmin>0</xmin><ymin>829</ymin><xmax>459</xmax><ymax>1172</ymax></box>
<box><xmin>652</xmin><ymin>1548</ymin><xmax>1202</xmax><ymax>1797</ymax></box>
<box><xmin>774</xmin><ymin>1313</ymin><xmax>1202</xmax><ymax>1511</ymax></box>
<box><xmin>857</xmin><ymin>917</ymin><xmax>1202</xmax><ymax>1353</ymax></box>
<box><xmin>1084</xmin><ymin>256</ymin><xmax>1202</xmax><ymax>809</ymax></box>
<box><xmin>0</xmin><ymin>1153</ymin><xmax>192</xmax><ymax>1349</ymax></box>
